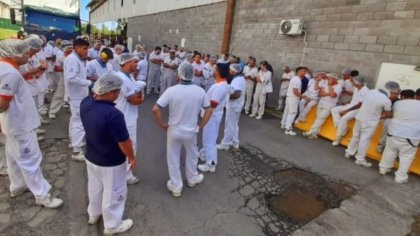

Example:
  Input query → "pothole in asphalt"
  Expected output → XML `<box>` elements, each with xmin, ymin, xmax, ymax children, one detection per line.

<box><xmin>229</xmin><ymin>145</ymin><xmax>357</xmax><ymax>235</ymax></box>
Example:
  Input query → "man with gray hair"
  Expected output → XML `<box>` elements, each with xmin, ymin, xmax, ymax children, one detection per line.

<box><xmin>0</xmin><ymin>39</ymin><xmax>63</xmax><ymax>208</ymax></box>
<box><xmin>344</xmin><ymin>81</ymin><xmax>400</xmax><ymax>167</ymax></box>
<box><xmin>80</xmin><ymin>74</ymin><xmax>136</xmax><ymax>235</ymax></box>
<box><xmin>152</xmin><ymin>63</ymin><xmax>212</xmax><ymax>197</ymax></box>
<box><xmin>331</xmin><ymin>76</ymin><xmax>369</xmax><ymax>146</ymax></box>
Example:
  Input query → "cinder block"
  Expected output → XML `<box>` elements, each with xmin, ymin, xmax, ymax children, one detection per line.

<box><xmin>377</xmin><ymin>36</ymin><xmax>398</xmax><ymax>45</ymax></box>
<box><xmin>317</xmin><ymin>35</ymin><xmax>330</xmax><ymax>42</ymax></box>
<box><xmin>349</xmin><ymin>43</ymin><xmax>366</xmax><ymax>51</ymax></box>
<box><xmin>366</xmin><ymin>44</ymin><xmax>384</xmax><ymax>52</ymax></box>
<box><xmin>321</xmin><ymin>42</ymin><xmax>335</xmax><ymax>49</ymax></box>
<box><xmin>335</xmin><ymin>43</ymin><xmax>350</xmax><ymax>50</ymax></box>
<box><xmin>374</xmin><ymin>11</ymin><xmax>394</xmax><ymax>20</ymax></box>
<box><xmin>357</xmin><ymin>12</ymin><xmax>374</xmax><ymax>20</ymax></box>
<box><xmin>404</xmin><ymin>46</ymin><xmax>420</xmax><ymax>56</ymax></box>
<box><xmin>344</xmin><ymin>35</ymin><xmax>360</xmax><ymax>43</ymax></box>
<box><xmin>394</xmin><ymin>10</ymin><xmax>415</xmax><ymax>19</ymax></box>
<box><xmin>383</xmin><ymin>45</ymin><xmax>404</xmax><ymax>54</ymax></box>
<box><xmin>407</xmin><ymin>2</ymin><xmax>420</xmax><ymax>10</ymax></box>
<box><xmin>360</xmin><ymin>36</ymin><xmax>378</xmax><ymax>44</ymax></box>
<box><xmin>386</xmin><ymin>2</ymin><xmax>407</xmax><ymax>11</ymax></box>
<box><xmin>397</xmin><ymin>37</ymin><xmax>419</xmax><ymax>46</ymax></box>
<box><xmin>341</xmin><ymin>13</ymin><xmax>358</xmax><ymax>21</ymax></box>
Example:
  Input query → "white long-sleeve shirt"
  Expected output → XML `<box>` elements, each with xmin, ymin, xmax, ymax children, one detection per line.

<box><xmin>64</xmin><ymin>52</ymin><xmax>92</xmax><ymax>100</ymax></box>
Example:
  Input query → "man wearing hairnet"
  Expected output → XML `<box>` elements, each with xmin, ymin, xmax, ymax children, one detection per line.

<box><xmin>152</xmin><ymin>62</ymin><xmax>212</xmax><ymax>197</ymax></box>
<box><xmin>160</xmin><ymin>50</ymin><xmax>180</xmax><ymax>95</ymax></box>
<box><xmin>115</xmin><ymin>53</ymin><xmax>144</xmax><ymax>185</ymax></box>
<box><xmin>344</xmin><ymin>81</ymin><xmax>399</xmax><ymax>167</ymax></box>
<box><xmin>331</xmin><ymin>76</ymin><xmax>369</xmax><ymax>146</ymax></box>
<box><xmin>64</xmin><ymin>38</ymin><xmax>92</xmax><ymax>162</ymax></box>
<box><xmin>379</xmin><ymin>89</ymin><xmax>420</xmax><ymax>184</ymax></box>
<box><xmin>80</xmin><ymin>74</ymin><xmax>136</xmax><ymax>235</ymax></box>
<box><xmin>218</xmin><ymin>63</ymin><xmax>247</xmax><ymax>150</ymax></box>
<box><xmin>0</xmin><ymin>39</ymin><xmax>63</xmax><ymax>208</ymax></box>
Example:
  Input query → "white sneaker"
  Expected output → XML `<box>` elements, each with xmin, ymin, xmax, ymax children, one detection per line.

<box><xmin>198</xmin><ymin>149</ymin><xmax>206</xmax><ymax>162</ymax></box>
<box><xmin>280</xmin><ymin>125</ymin><xmax>286</xmax><ymax>130</ymax></box>
<box><xmin>249</xmin><ymin>114</ymin><xmax>256</xmax><ymax>118</ymax></box>
<box><xmin>355</xmin><ymin>160</ymin><xmax>372</xmax><ymax>168</ymax></box>
<box><xmin>302</xmin><ymin>131</ymin><xmax>310</xmax><ymax>137</ymax></box>
<box><xmin>217</xmin><ymin>144</ymin><xmax>230</xmax><ymax>151</ymax></box>
<box><xmin>71</xmin><ymin>151</ymin><xmax>86</xmax><ymax>162</ymax></box>
<box><xmin>188</xmin><ymin>174</ymin><xmax>204</xmax><ymax>187</ymax></box>
<box><xmin>88</xmin><ymin>215</ymin><xmax>101</xmax><ymax>225</ymax></box>
<box><xmin>41</xmin><ymin>119</ymin><xmax>50</xmax><ymax>125</ymax></box>
<box><xmin>0</xmin><ymin>167</ymin><xmax>8</xmax><ymax>177</ymax></box>
<box><xmin>255</xmin><ymin>115</ymin><xmax>263</xmax><ymax>120</ymax></box>
<box><xmin>332</xmin><ymin>140</ymin><xmax>340</xmax><ymax>146</ymax></box>
<box><xmin>394</xmin><ymin>177</ymin><xmax>408</xmax><ymax>184</ymax></box>
<box><xmin>166</xmin><ymin>180</ymin><xmax>182</xmax><ymax>197</ymax></box>
<box><xmin>198</xmin><ymin>163</ymin><xmax>216</xmax><ymax>173</ymax></box>
<box><xmin>36</xmin><ymin>129</ymin><xmax>46</xmax><ymax>135</ymax></box>
<box><xmin>35</xmin><ymin>194</ymin><xmax>63</xmax><ymax>208</ymax></box>
<box><xmin>308</xmin><ymin>134</ymin><xmax>318</xmax><ymax>139</ymax></box>
<box><xmin>62</xmin><ymin>104</ymin><xmax>70</xmax><ymax>109</ymax></box>
<box><xmin>244</xmin><ymin>111</ymin><xmax>249</xmax><ymax>115</ymax></box>
<box><xmin>39</xmin><ymin>110</ymin><xmax>48</xmax><ymax>115</ymax></box>
<box><xmin>127</xmin><ymin>176</ymin><xmax>140</xmax><ymax>185</ymax></box>
<box><xmin>344</xmin><ymin>153</ymin><xmax>352</xmax><ymax>159</ymax></box>
<box><xmin>232</xmin><ymin>144</ymin><xmax>240</xmax><ymax>150</ymax></box>
<box><xmin>379</xmin><ymin>168</ymin><xmax>391</xmax><ymax>175</ymax></box>
<box><xmin>285</xmin><ymin>130</ymin><xmax>297</xmax><ymax>136</ymax></box>
<box><xmin>38</xmin><ymin>136</ymin><xmax>45</xmax><ymax>142</ymax></box>
<box><xmin>10</xmin><ymin>186</ymin><xmax>29</xmax><ymax>198</ymax></box>
<box><xmin>48</xmin><ymin>114</ymin><xmax>56</xmax><ymax>119</ymax></box>
<box><xmin>103</xmin><ymin>219</ymin><xmax>133</xmax><ymax>235</ymax></box>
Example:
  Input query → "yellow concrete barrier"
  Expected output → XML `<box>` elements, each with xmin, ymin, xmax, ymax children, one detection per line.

<box><xmin>294</xmin><ymin>106</ymin><xmax>420</xmax><ymax>175</ymax></box>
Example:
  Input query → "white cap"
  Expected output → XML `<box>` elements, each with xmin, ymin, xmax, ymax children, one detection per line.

<box><xmin>25</xmin><ymin>36</ymin><xmax>43</xmax><ymax>49</ymax></box>
<box><xmin>178</xmin><ymin>62</ymin><xmax>194</xmax><ymax>81</ymax></box>
<box><xmin>119</xmin><ymin>53</ymin><xmax>139</xmax><ymax>65</ymax></box>
<box><xmin>93</xmin><ymin>73</ymin><xmax>123</xmax><ymax>95</ymax></box>
<box><xmin>0</xmin><ymin>39</ymin><xmax>30</xmax><ymax>58</ymax></box>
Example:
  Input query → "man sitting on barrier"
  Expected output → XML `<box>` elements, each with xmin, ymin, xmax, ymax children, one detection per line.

<box><xmin>344</xmin><ymin>81</ymin><xmax>400</xmax><ymax>167</ymax></box>
<box><xmin>379</xmin><ymin>89</ymin><xmax>420</xmax><ymax>184</ymax></box>
<box><xmin>331</xmin><ymin>76</ymin><xmax>369</xmax><ymax>146</ymax></box>
<box><xmin>295</xmin><ymin>71</ymin><xmax>326</xmax><ymax>123</ymax></box>
<box><xmin>303</xmin><ymin>73</ymin><xmax>342</xmax><ymax>139</ymax></box>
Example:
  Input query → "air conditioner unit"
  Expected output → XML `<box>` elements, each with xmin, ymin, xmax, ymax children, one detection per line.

<box><xmin>279</xmin><ymin>19</ymin><xmax>303</xmax><ymax>35</ymax></box>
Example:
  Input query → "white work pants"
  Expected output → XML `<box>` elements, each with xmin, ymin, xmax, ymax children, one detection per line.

<box><xmin>221</xmin><ymin>109</ymin><xmax>241</xmax><ymax>146</ymax></box>
<box><xmin>166</xmin><ymin>128</ymin><xmax>200</xmax><ymax>192</ymax></box>
<box><xmin>281</xmin><ymin>97</ymin><xmax>299</xmax><ymax>130</ymax></box>
<box><xmin>378</xmin><ymin>119</ymin><xmax>390</xmax><ymax>147</ymax></box>
<box><xmin>69</xmin><ymin>99</ymin><xmax>85</xmax><ymax>152</ymax></box>
<box><xmin>147</xmin><ymin>66</ymin><xmax>161</xmax><ymax>93</ymax></box>
<box><xmin>379</xmin><ymin>136</ymin><xmax>420</xmax><ymax>182</ymax></box>
<box><xmin>346</xmin><ymin>121</ymin><xmax>378</xmax><ymax>161</ymax></box>
<box><xmin>202</xmin><ymin>114</ymin><xmax>223</xmax><ymax>165</ymax></box>
<box><xmin>244</xmin><ymin>80</ymin><xmax>255</xmax><ymax>113</ymax></box>
<box><xmin>5</xmin><ymin>131</ymin><xmax>51</xmax><ymax>199</ymax></box>
<box><xmin>298</xmin><ymin>99</ymin><xmax>318</xmax><ymax>121</ymax></box>
<box><xmin>0</xmin><ymin>133</ymin><xmax>7</xmax><ymax>170</ymax></box>
<box><xmin>251</xmin><ymin>84</ymin><xmax>267</xmax><ymax>117</ymax></box>
<box><xmin>160</xmin><ymin>71</ymin><xmax>177</xmax><ymax>95</ymax></box>
<box><xmin>49</xmin><ymin>77</ymin><xmax>65</xmax><ymax>115</ymax></box>
<box><xmin>47</xmin><ymin>72</ymin><xmax>58</xmax><ymax>91</ymax></box>
<box><xmin>331</xmin><ymin>104</ymin><xmax>359</xmax><ymax>138</ymax></box>
<box><xmin>278</xmin><ymin>81</ymin><xmax>289</xmax><ymax>109</ymax></box>
<box><xmin>86</xmin><ymin>160</ymin><xmax>127</xmax><ymax>229</ymax></box>
<box><xmin>126</xmin><ymin>122</ymin><xmax>137</xmax><ymax>180</ymax></box>
<box><xmin>307</xmin><ymin>106</ymin><xmax>332</xmax><ymax>135</ymax></box>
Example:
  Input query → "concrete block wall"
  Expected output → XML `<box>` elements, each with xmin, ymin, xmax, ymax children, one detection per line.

<box><xmin>127</xmin><ymin>2</ymin><xmax>227</xmax><ymax>55</ymax></box>
<box><xmin>230</xmin><ymin>0</ymin><xmax>420</xmax><ymax>106</ymax></box>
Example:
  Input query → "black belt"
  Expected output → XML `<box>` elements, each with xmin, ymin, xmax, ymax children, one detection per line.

<box><xmin>387</xmin><ymin>134</ymin><xmax>420</xmax><ymax>148</ymax></box>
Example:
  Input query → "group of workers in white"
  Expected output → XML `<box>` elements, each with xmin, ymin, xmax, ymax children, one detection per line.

<box><xmin>0</xmin><ymin>34</ymin><xmax>419</xmax><ymax>235</ymax></box>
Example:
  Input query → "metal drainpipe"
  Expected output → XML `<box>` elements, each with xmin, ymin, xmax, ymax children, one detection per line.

<box><xmin>221</xmin><ymin>0</ymin><xmax>236</xmax><ymax>55</ymax></box>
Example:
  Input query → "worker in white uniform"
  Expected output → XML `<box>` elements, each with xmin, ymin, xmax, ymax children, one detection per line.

<box><xmin>198</xmin><ymin>63</ymin><xmax>230</xmax><ymax>173</ymax></box>
<box><xmin>250</xmin><ymin>61</ymin><xmax>273</xmax><ymax>120</ymax></box>
<box><xmin>110</xmin><ymin>44</ymin><xmax>124</xmax><ymax>72</ymax></box>
<box><xmin>192</xmin><ymin>54</ymin><xmax>206</xmax><ymax>87</ymax></box>
<box><xmin>277</xmin><ymin>66</ymin><xmax>295</xmax><ymax>111</ymax></box>
<box><xmin>115</xmin><ymin>53</ymin><xmax>145</xmax><ymax>185</ymax></box>
<box><xmin>218</xmin><ymin>64</ymin><xmax>247</xmax><ymax>150</ymax></box>
<box><xmin>0</xmin><ymin>38</ymin><xmax>63</xmax><ymax>208</ymax></box>
<box><xmin>377</xmin><ymin>94</ymin><xmax>400</xmax><ymax>153</ymax></box>
<box><xmin>203</xmin><ymin>55</ymin><xmax>217</xmax><ymax>91</ymax></box>
<box><xmin>379</xmin><ymin>89</ymin><xmax>420</xmax><ymax>183</ymax></box>
<box><xmin>87</xmin><ymin>40</ymin><xmax>102</xmax><ymax>61</ymax></box>
<box><xmin>331</xmin><ymin>76</ymin><xmax>369</xmax><ymax>146</ymax></box>
<box><xmin>281</xmin><ymin>67</ymin><xmax>308</xmax><ymax>136</ymax></box>
<box><xmin>217</xmin><ymin>54</ymin><xmax>230</xmax><ymax>64</ymax></box>
<box><xmin>152</xmin><ymin>63</ymin><xmax>212</xmax><ymax>197</ymax></box>
<box><xmin>295</xmin><ymin>72</ymin><xmax>326</xmax><ymax>123</ymax></box>
<box><xmin>177</xmin><ymin>47</ymin><xmax>186</xmax><ymax>61</ymax></box>
<box><xmin>243</xmin><ymin>58</ymin><xmax>258</xmax><ymax>114</ymax></box>
<box><xmin>136</xmin><ymin>52</ymin><xmax>148</xmax><ymax>82</ymax></box>
<box><xmin>64</xmin><ymin>38</ymin><xmax>92</xmax><ymax>162</ymax></box>
<box><xmin>0</xmin><ymin>132</ymin><xmax>7</xmax><ymax>176</ymax></box>
<box><xmin>40</xmin><ymin>36</ymin><xmax>57</xmax><ymax>93</ymax></box>
<box><xmin>303</xmin><ymin>73</ymin><xmax>342</xmax><ymax>139</ymax></box>
<box><xmin>86</xmin><ymin>48</ymin><xmax>114</xmax><ymax>82</ymax></box>
<box><xmin>49</xmin><ymin>41</ymin><xmax>73</xmax><ymax>119</ymax></box>
<box><xmin>344</xmin><ymin>81</ymin><xmax>399</xmax><ymax>167</ymax></box>
<box><xmin>337</xmin><ymin>69</ymin><xmax>354</xmax><ymax>105</ymax></box>
<box><xmin>160</xmin><ymin>50</ymin><xmax>180</xmax><ymax>95</ymax></box>
<box><xmin>147</xmin><ymin>46</ymin><xmax>163</xmax><ymax>94</ymax></box>
<box><xmin>80</xmin><ymin>74</ymin><xmax>136</xmax><ymax>235</ymax></box>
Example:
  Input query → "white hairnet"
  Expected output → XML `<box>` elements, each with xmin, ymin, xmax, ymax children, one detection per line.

<box><xmin>25</xmin><ymin>37</ymin><xmax>43</xmax><ymax>49</ymax></box>
<box><xmin>39</xmin><ymin>35</ymin><xmax>47</xmax><ymax>43</ymax></box>
<box><xmin>119</xmin><ymin>53</ymin><xmax>139</xmax><ymax>65</ymax></box>
<box><xmin>60</xmin><ymin>40</ymin><xmax>73</xmax><ymax>50</ymax></box>
<box><xmin>135</xmin><ymin>44</ymin><xmax>143</xmax><ymax>50</ymax></box>
<box><xmin>93</xmin><ymin>73</ymin><xmax>123</xmax><ymax>95</ymax></box>
<box><xmin>134</xmin><ymin>80</ymin><xmax>146</xmax><ymax>92</ymax></box>
<box><xmin>384</xmin><ymin>81</ymin><xmax>400</xmax><ymax>92</ymax></box>
<box><xmin>114</xmin><ymin>44</ymin><xmax>124</xmax><ymax>51</ymax></box>
<box><xmin>0</xmin><ymin>39</ymin><xmax>30</xmax><ymax>58</ymax></box>
<box><xmin>229</xmin><ymin>63</ymin><xmax>242</xmax><ymax>73</ymax></box>
<box><xmin>178</xmin><ymin>62</ymin><xmax>194</xmax><ymax>81</ymax></box>
<box><xmin>138</xmin><ymin>52</ymin><xmax>147</xmax><ymax>59</ymax></box>
<box><xmin>352</xmin><ymin>76</ymin><xmax>365</xmax><ymax>85</ymax></box>
<box><xmin>326</xmin><ymin>73</ymin><xmax>338</xmax><ymax>80</ymax></box>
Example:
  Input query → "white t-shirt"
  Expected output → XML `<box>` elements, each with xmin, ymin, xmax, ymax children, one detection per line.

<box><xmin>86</xmin><ymin>59</ymin><xmax>114</xmax><ymax>79</ymax></box>
<box><xmin>356</xmin><ymin>90</ymin><xmax>392</xmax><ymax>125</ymax></box>
<box><xmin>136</xmin><ymin>59</ymin><xmax>149</xmax><ymax>80</ymax></box>
<box><xmin>114</xmin><ymin>71</ymin><xmax>139</xmax><ymax>126</ymax></box>
<box><xmin>177</xmin><ymin>51</ymin><xmax>186</xmax><ymax>60</ymax></box>
<box><xmin>227</xmin><ymin>75</ymin><xmax>246</xmax><ymax>112</ymax></box>
<box><xmin>0</xmin><ymin>62</ymin><xmax>40</xmax><ymax>135</ymax></box>
<box><xmin>318</xmin><ymin>84</ymin><xmax>343</xmax><ymax>108</ymax></box>
<box><xmin>350</xmin><ymin>86</ymin><xmax>369</xmax><ymax>105</ymax></box>
<box><xmin>157</xmin><ymin>83</ymin><xmax>210</xmax><ymax>133</ymax></box>
<box><xmin>340</xmin><ymin>79</ymin><xmax>354</xmax><ymax>93</ymax></box>
<box><xmin>207</xmin><ymin>81</ymin><xmax>229</xmax><ymax>116</ymax></box>
<box><xmin>286</xmin><ymin>76</ymin><xmax>302</xmax><ymax>99</ymax></box>
<box><xmin>303</xmin><ymin>79</ymin><xmax>319</xmax><ymax>100</ymax></box>
<box><xmin>64</xmin><ymin>52</ymin><xmax>91</xmax><ymax>100</ymax></box>
<box><xmin>87</xmin><ymin>48</ymin><xmax>101</xmax><ymax>60</ymax></box>
<box><xmin>163</xmin><ymin>57</ymin><xmax>180</xmax><ymax>75</ymax></box>
<box><xmin>243</xmin><ymin>66</ymin><xmax>258</xmax><ymax>78</ymax></box>
<box><xmin>203</xmin><ymin>63</ymin><xmax>216</xmax><ymax>88</ymax></box>
<box><xmin>388</xmin><ymin>99</ymin><xmax>420</xmax><ymax>140</ymax></box>
<box><xmin>280</xmin><ymin>71</ymin><xmax>296</xmax><ymax>90</ymax></box>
